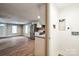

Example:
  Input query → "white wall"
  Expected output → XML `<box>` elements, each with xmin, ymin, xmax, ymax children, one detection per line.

<box><xmin>48</xmin><ymin>4</ymin><xmax>59</xmax><ymax>56</ymax></box>
<box><xmin>48</xmin><ymin>3</ymin><xmax>79</xmax><ymax>56</ymax></box>
<box><xmin>57</xmin><ymin>4</ymin><xmax>79</xmax><ymax>56</ymax></box>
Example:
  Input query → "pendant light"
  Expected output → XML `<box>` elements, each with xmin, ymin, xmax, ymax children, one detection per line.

<box><xmin>37</xmin><ymin>4</ymin><xmax>42</xmax><ymax>28</ymax></box>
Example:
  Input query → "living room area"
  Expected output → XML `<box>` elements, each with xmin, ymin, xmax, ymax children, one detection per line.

<box><xmin>0</xmin><ymin>3</ymin><xmax>46</xmax><ymax>56</ymax></box>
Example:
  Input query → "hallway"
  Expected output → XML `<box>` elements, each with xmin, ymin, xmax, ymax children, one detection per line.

<box><xmin>0</xmin><ymin>36</ymin><xmax>34</xmax><ymax>56</ymax></box>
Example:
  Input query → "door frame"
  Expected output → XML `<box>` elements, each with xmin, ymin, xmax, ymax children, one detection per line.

<box><xmin>34</xmin><ymin>3</ymin><xmax>48</xmax><ymax>56</ymax></box>
<box><xmin>45</xmin><ymin>3</ymin><xmax>48</xmax><ymax>56</ymax></box>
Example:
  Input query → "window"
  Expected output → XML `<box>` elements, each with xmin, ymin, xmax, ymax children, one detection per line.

<box><xmin>25</xmin><ymin>25</ymin><xmax>28</xmax><ymax>33</ymax></box>
<box><xmin>0</xmin><ymin>24</ymin><xmax>6</xmax><ymax>36</ymax></box>
<box><xmin>12</xmin><ymin>25</ymin><xmax>17</xmax><ymax>33</ymax></box>
<box><xmin>0</xmin><ymin>24</ymin><xmax>5</xmax><ymax>26</ymax></box>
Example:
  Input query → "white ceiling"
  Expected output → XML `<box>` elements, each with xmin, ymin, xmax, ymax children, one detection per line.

<box><xmin>0</xmin><ymin>3</ymin><xmax>45</xmax><ymax>24</ymax></box>
<box><xmin>54</xmin><ymin>3</ymin><xmax>79</xmax><ymax>9</ymax></box>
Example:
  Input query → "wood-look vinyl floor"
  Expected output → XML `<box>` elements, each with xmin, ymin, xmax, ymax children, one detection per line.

<box><xmin>0</xmin><ymin>37</ymin><xmax>35</xmax><ymax>56</ymax></box>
